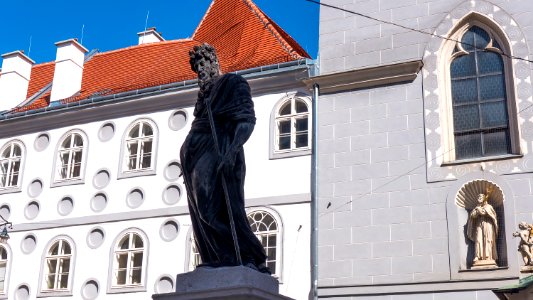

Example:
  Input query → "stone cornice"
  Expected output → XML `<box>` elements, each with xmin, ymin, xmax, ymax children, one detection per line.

<box><xmin>304</xmin><ymin>60</ymin><xmax>423</xmax><ymax>94</ymax></box>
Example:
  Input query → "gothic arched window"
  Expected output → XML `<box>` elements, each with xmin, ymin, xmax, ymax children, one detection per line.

<box><xmin>450</xmin><ymin>26</ymin><xmax>512</xmax><ymax>160</ymax></box>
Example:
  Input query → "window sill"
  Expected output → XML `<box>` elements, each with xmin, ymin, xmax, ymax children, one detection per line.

<box><xmin>270</xmin><ymin>148</ymin><xmax>311</xmax><ymax>160</ymax></box>
<box><xmin>118</xmin><ymin>169</ymin><xmax>156</xmax><ymax>179</ymax></box>
<box><xmin>107</xmin><ymin>285</ymin><xmax>146</xmax><ymax>294</ymax></box>
<box><xmin>50</xmin><ymin>178</ymin><xmax>84</xmax><ymax>188</ymax></box>
<box><xmin>37</xmin><ymin>290</ymin><xmax>73</xmax><ymax>297</ymax></box>
<box><xmin>441</xmin><ymin>154</ymin><xmax>523</xmax><ymax>167</ymax></box>
<box><xmin>0</xmin><ymin>187</ymin><xmax>21</xmax><ymax>195</ymax></box>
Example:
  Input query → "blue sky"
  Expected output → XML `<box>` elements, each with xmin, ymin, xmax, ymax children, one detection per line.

<box><xmin>1</xmin><ymin>0</ymin><xmax>319</xmax><ymax>64</ymax></box>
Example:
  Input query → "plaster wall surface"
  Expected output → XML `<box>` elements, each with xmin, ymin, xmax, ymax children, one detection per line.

<box><xmin>319</xmin><ymin>0</ymin><xmax>533</xmax><ymax>74</ymax></box>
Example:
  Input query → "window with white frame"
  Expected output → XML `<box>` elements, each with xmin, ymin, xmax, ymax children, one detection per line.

<box><xmin>56</xmin><ymin>133</ymin><xmax>84</xmax><ymax>181</ymax></box>
<box><xmin>247</xmin><ymin>210</ymin><xmax>279</xmax><ymax>275</ymax></box>
<box><xmin>42</xmin><ymin>239</ymin><xmax>72</xmax><ymax>291</ymax></box>
<box><xmin>275</xmin><ymin>97</ymin><xmax>310</xmax><ymax>152</ymax></box>
<box><xmin>187</xmin><ymin>234</ymin><xmax>201</xmax><ymax>272</ymax></box>
<box><xmin>0</xmin><ymin>142</ymin><xmax>22</xmax><ymax>189</ymax></box>
<box><xmin>123</xmin><ymin>121</ymin><xmax>155</xmax><ymax>172</ymax></box>
<box><xmin>0</xmin><ymin>246</ymin><xmax>8</xmax><ymax>293</ymax></box>
<box><xmin>112</xmin><ymin>232</ymin><xmax>145</xmax><ymax>287</ymax></box>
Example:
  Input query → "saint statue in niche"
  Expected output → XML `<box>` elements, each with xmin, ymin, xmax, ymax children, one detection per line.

<box><xmin>180</xmin><ymin>43</ymin><xmax>269</xmax><ymax>273</ymax></box>
<box><xmin>466</xmin><ymin>187</ymin><xmax>498</xmax><ymax>268</ymax></box>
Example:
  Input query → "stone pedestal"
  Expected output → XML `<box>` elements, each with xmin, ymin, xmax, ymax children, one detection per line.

<box><xmin>152</xmin><ymin>266</ymin><xmax>294</xmax><ymax>300</ymax></box>
<box><xmin>472</xmin><ymin>259</ymin><xmax>497</xmax><ymax>269</ymax></box>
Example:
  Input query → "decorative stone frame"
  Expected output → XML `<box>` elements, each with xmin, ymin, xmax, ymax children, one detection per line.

<box><xmin>0</xmin><ymin>139</ymin><xmax>26</xmax><ymax>194</ymax></box>
<box><xmin>269</xmin><ymin>92</ymin><xmax>312</xmax><ymax>160</ymax></box>
<box><xmin>50</xmin><ymin>129</ymin><xmax>89</xmax><ymax>188</ymax></box>
<box><xmin>107</xmin><ymin>228</ymin><xmax>149</xmax><ymax>294</ymax></box>
<box><xmin>245</xmin><ymin>206</ymin><xmax>284</xmax><ymax>281</ymax></box>
<box><xmin>118</xmin><ymin>118</ymin><xmax>159</xmax><ymax>179</ymax></box>
<box><xmin>445</xmin><ymin>171</ymin><xmax>517</xmax><ymax>280</ymax></box>
<box><xmin>423</xmin><ymin>1</ymin><xmax>533</xmax><ymax>182</ymax></box>
<box><xmin>37</xmin><ymin>235</ymin><xmax>77</xmax><ymax>297</ymax></box>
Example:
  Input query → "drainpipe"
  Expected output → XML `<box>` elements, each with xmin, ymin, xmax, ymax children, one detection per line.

<box><xmin>311</xmin><ymin>83</ymin><xmax>319</xmax><ymax>300</ymax></box>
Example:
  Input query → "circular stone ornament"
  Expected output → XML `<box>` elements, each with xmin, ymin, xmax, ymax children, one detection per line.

<box><xmin>126</xmin><ymin>188</ymin><xmax>144</xmax><ymax>208</ymax></box>
<box><xmin>90</xmin><ymin>193</ymin><xmax>108</xmax><ymax>212</ymax></box>
<box><xmin>58</xmin><ymin>197</ymin><xmax>74</xmax><ymax>216</ymax></box>
<box><xmin>27</xmin><ymin>179</ymin><xmax>43</xmax><ymax>198</ymax></box>
<box><xmin>164</xmin><ymin>161</ymin><xmax>182</xmax><ymax>181</ymax></box>
<box><xmin>87</xmin><ymin>227</ymin><xmax>105</xmax><ymax>249</ymax></box>
<box><xmin>0</xmin><ymin>204</ymin><xmax>11</xmax><ymax>220</ymax></box>
<box><xmin>21</xmin><ymin>234</ymin><xmax>37</xmax><ymax>254</ymax></box>
<box><xmin>160</xmin><ymin>219</ymin><xmax>179</xmax><ymax>241</ymax></box>
<box><xmin>93</xmin><ymin>169</ymin><xmax>110</xmax><ymax>189</ymax></box>
<box><xmin>98</xmin><ymin>123</ymin><xmax>115</xmax><ymax>142</ymax></box>
<box><xmin>24</xmin><ymin>201</ymin><xmax>40</xmax><ymax>220</ymax></box>
<box><xmin>155</xmin><ymin>275</ymin><xmax>174</xmax><ymax>293</ymax></box>
<box><xmin>34</xmin><ymin>133</ymin><xmax>50</xmax><ymax>151</ymax></box>
<box><xmin>81</xmin><ymin>279</ymin><xmax>99</xmax><ymax>300</ymax></box>
<box><xmin>15</xmin><ymin>284</ymin><xmax>30</xmax><ymax>300</ymax></box>
<box><xmin>162</xmin><ymin>184</ymin><xmax>181</xmax><ymax>205</ymax></box>
<box><xmin>168</xmin><ymin>110</ymin><xmax>188</xmax><ymax>131</ymax></box>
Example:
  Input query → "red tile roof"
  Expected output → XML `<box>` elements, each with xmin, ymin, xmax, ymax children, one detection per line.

<box><xmin>11</xmin><ymin>0</ymin><xmax>310</xmax><ymax>113</ymax></box>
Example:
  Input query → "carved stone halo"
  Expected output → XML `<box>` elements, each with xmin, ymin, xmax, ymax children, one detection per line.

<box><xmin>455</xmin><ymin>179</ymin><xmax>504</xmax><ymax>209</ymax></box>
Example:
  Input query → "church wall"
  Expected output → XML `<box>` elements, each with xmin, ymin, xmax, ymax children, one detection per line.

<box><xmin>317</xmin><ymin>0</ymin><xmax>533</xmax><ymax>298</ymax></box>
<box><xmin>319</xmin><ymin>0</ymin><xmax>533</xmax><ymax>75</ymax></box>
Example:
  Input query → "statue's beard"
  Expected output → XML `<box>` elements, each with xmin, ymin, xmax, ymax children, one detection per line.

<box><xmin>197</xmin><ymin>65</ymin><xmax>220</xmax><ymax>100</ymax></box>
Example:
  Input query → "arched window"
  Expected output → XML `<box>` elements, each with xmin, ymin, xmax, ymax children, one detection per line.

<box><xmin>42</xmin><ymin>239</ymin><xmax>73</xmax><ymax>291</ymax></box>
<box><xmin>0</xmin><ymin>246</ymin><xmax>8</xmax><ymax>293</ymax></box>
<box><xmin>247</xmin><ymin>210</ymin><xmax>280</xmax><ymax>275</ymax></box>
<box><xmin>0</xmin><ymin>142</ymin><xmax>22</xmax><ymax>189</ymax></box>
<box><xmin>274</xmin><ymin>97</ymin><xmax>310</xmax><ymax>153</ymax></box>
<box><xmin>53</xmin><ymin>131</ymin><xmax>87</xmax><ymax>186</ymax></box>
<box><xmin>121</xmin><ymin>120</ymin><xmax>157</xmax><ymax>177</ymax></box>
<box><xmin>112</xmin><ymin>232</ymin><xmax>145</xmax><ymax>287</ymax></box>
<box><xmin>449</xmin><ymin>26</ymin><xmax>512</xmax><ymax>160</ymax></box>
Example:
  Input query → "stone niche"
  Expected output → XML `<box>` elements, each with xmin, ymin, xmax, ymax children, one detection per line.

<box><xmin>455</xmin><ymin>179</ymin><xmax>507</xmax><ymax>270</ymax></box>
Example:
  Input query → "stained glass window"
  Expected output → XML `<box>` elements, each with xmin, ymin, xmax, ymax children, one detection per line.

<box><xmin>450</xmin><ymin>26</ymin><xmax>511</xmax><ymax>159</ymax></box>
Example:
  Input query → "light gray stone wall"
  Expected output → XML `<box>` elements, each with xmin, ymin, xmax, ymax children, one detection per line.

<box><xmin>318</xmin><ymin>77</ymin><xmax>455</xmax><ymax>286</ymax></box>
<box><xmin>319</xmin><ymin>0</ymin><xmax>533</xmax><ymax>74</ymax></box>
<box><xmin>317</xmin><ymin>0</ymin><xmax>533</xmax><ymax>297</ymax></box>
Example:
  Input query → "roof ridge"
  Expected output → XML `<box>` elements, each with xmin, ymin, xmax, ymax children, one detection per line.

<box><xmin>93</xmin><ymin>38</ymin><xmax>196</xmax><ymax>57</ymax></box>
<box><xmin>241</xmin><ymin>0</ymin><xmax>302</xmax><ymax>59</ymax></box>
<box><xmin>192</xmin><ymin>0</ymin><xmax>216</xmax><ymax>39</ymax></box>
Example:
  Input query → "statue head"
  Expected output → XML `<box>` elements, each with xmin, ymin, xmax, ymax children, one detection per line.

<box><xmin>477</xmin><ymin>193</ymin><xmax>486</xmax><ymax>204</ymax></box>
<box><xmin>189</xmin><ymin>43</ymin><xmax>221</xmax><ymax>98</ymax></box>
<box><xmin>519</xmin><ymin>222</ymin><xmax>530</xmax><ymax>230</ymax></box>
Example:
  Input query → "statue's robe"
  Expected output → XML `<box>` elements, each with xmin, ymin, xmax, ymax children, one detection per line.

<box><xmin>467</xmin><ymin>203</ymin><xmax>498</xmax><ymax>262</ymax></box>
<box><xmin>180</xmin><ymin>73</ymin><xmax>267</xmax><ymax>267</ymax></box>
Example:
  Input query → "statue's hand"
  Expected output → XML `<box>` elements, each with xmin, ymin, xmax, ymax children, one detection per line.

<box><xmin>217</xmin><ymin>149</ymin><xmax>237</xmax><ymax>173</ymax></box>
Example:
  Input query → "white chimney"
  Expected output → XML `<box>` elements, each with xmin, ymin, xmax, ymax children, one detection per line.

<box><xmin>137</xmin><ymin>27</ymin><xmax>164</xmax><ymax>45</ymax></box>
<box><xmin>50</xmin><ymin>39</ymin><xmax>88</xmax><ymax>101</ymax></box>
<box><xmin>0</xmin><ymin>51</ymin><xmax>34</xmax><ymax>111</ymax></box>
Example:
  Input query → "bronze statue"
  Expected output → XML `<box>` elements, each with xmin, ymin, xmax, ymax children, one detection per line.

<box><xmin>180</xmin><ymin>43</ymin><xmax>269</xmax><ymax>273</ymax></box>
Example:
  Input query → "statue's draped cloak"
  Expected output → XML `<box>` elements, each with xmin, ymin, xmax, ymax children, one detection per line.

<box><xmin>180</xmin><ymin>73</ymin><xmax>267</xmax><ymax>266</ymax></box>
<box><xmin>467</xmin><ymin>203</ymin><xmax>498</xmax><ymax>261</ymax></box>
